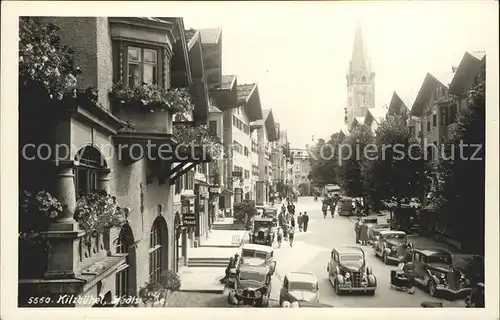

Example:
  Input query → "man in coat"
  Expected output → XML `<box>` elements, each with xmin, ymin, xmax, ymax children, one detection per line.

<box><xmin>359</xmin><ymin>220</ymin><xmax>369</xmax><ymax>245</ymax></box>
<box><xmin>354</xmin><ymin>218</ymin><xmax>361</xmax><ymax>244</ymax></box>
<box><xmin>302</xmin><ymin>212</ymin><xmax>310</xmax><ymax>232</ymax></box>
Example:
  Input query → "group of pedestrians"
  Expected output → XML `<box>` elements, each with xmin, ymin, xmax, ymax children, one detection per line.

<box><xmin>275</xmin><ymin>199</ymin><xmax>310</xmax><ymax>248</ymax></box>
<box><xmin>354</xmin><ymin>217</ymin><xmax>369</xmax><ymax>245</ymax></box>
<box><xmin>322</xmin><ymin>199</ymin><xmax>336</xmax><ymax>218</ymax></box>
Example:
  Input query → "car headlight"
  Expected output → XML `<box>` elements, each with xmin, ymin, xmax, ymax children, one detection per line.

<box><xmin>236</xmin><ymin>289</ymin><xmax>243</xmax><ymax>295</ymax></box>
<box><xmin>254</xmin><ymin>291</ymin><xmax>262</xmax><ymax>299</ymax></box>
<box><xmin>345</xmin><ymin>272</ymin><xmax>350</xmax><ymax>279</ymax></box>
<box><xmin>291</xmin><ymin>301</ymin><xmax>300</xmax><ymax>308</ymax></box>
<box><xmin>362</xmin><ymin>274</ymin><xmax>368</xmax><ymax>281</ymax></box>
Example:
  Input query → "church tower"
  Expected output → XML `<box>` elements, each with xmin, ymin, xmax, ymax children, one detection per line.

<box><xmin>345</xmin><ymin>21</ymin><xmax>375</xmax><ymax>128</ymax></box>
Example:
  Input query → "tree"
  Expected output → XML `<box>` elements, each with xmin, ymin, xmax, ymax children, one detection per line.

<box><xmin>366</xmin><ymin>116</ymin><xmax>426</xmax><ymax>218</ymax></box>
<box><xmin>308</xmin><ymin>134</ymin><xmax>344</xmax><ymax>188</ymax></box>
<box><xmin>337</xmin><ymin>124</ymin><xmax>374</xmax><ymax>211</ymax></box>
<box><xmin>431</xmin><ymin>80</ymin><xmax>485</xmax><ymax>255</ymax></box>
<box><xmin>139</xmin><ymin>270</ymin><xmax>182</xmax><ymax>307</ymax></box>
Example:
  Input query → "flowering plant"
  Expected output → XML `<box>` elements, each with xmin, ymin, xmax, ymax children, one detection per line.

<box><xmin>74</xmin><ymin>190</ymin><xmax>128</xmax><ymax>235</ymax></box>
<box><xmin>138</xmin><ymin>270</ymin><xmax>181</xmax><ymax>307</ymax></box>
<box><xmin>19</xmin><ymin>190</ymin><xmax>63</xmax><ymax>246</ymax></box>
<box><xmin>173</xmin><ymin>122</ymin><xmax>224</xmax><ymax>160</ymax></box>
<box><xmin>19</xmin><ymin>17</ymin><xmax>81</xmax><ymax>101</ymax></box>
<box><xmin>110</xmin><ymin>82</ymin><xmax>195</xmax><ymax>116</ymax></box>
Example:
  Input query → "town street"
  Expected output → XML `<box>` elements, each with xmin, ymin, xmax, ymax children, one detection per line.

<box><xmin>269</xmin><ymin>197</ymin><xmax>463</xmax><ymax>307</ymax></box>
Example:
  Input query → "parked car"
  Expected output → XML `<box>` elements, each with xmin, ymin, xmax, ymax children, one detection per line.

<box><xmin>228</xmin><ymin>265</ymin><xmax>272</xmax><ymax>307</ymax></box>
<box><xmin>369</xmin><ymin>226</ymin><xmax>391</xmax><ymax>247</ymax></box>
<box><xmin>250</xmin><ymin>217</ymin><xmax>275</xmax><ymax>246</ymax></box>
<box><xmin>409</xmin><ymin>198</ymin><xmax>422</xmax><ymax>209</ymax></box>
<box><xmin>373</xmin><ymin>230</ymin><xmax>407</xmax><ymax>264</ymax></box>
<box><xmin>338</xmin><ymin>198</ymin><xmax>353</xmax><ymax>216</ymax></box>
<box><xmin>279</xmin><ymin>272</ymin><xmax>320</xmax><ymax>307</ymax></box>
<box><xmin>405</xmin><ymin>248</ymin><xmax>472</xmax><ymax>297</ymax></box>
<box><xmin>240</xmin><ymin>244</ymin><xmax>276</xmax><ymax>274</ymax></box>
<box><xmin>327</xmin><ymin>246</ymin><xmax>377</xmax><ymax>295</ymax></box>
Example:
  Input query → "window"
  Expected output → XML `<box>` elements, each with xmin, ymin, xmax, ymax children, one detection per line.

<box><xmin>244</xmin><ymin>170</ymin><xmax>250</xmax><ymax>179</ymax></box>
<box><xmin>149</xmin><ymin>221</ymin><xmax>162</xmax><ymax>284</ymax></box>
<box><xmin>449</xmin><ymin>103</ymin><xmax>458</xmax><ymax>124</ymax></box>
<box><xmin>244</xmin><ymin>146</ymin><xmax>249</xmax><ymax>157</ymax></box>
<box><xmin>440</xmin><ymin>106</ymin><xmax>448</xmax><ymax>126</ymax></box>
<box><xmin>127</xmin><ymin>47</ymin><xmax>158</xmax><ymax>87</ymax></box>
<box><xmin>209</xmin><ymin>121</ymin><xmax>217</xmax><ymax>136</ymax></box>
<box><xmin>409</xmin><ymin>126</ymin><xmax>415</xmax><ymax>137</ymax></box>
<box><xmin>183</xmin><ymin>171</ymin><xmax>194</xmax><ymax>190</ymax></box>
<box><xmin>427</xmin><ymin>121</ymin><xmax>431</xmax><ymax>132</ymax></box>
<box><xmin>264</xmin><ymin>166</ymin><xmax>268</xmax><ymax>174</ymax></box>
<box><xmin>233</xmin><ymin>115</ymin><xmax>237</xmax><ymax>126</ymax></box>
<box><xmin>74</xmin><ymin>146</ymin><xmax>106</xmax><ymax>197</ymax></box>
<box><xmin>432</xmin><ymin>114</ymin><xmax>437</xmax><ymax>127</ymax></box>
<box><xmin>115</xmin><ymin>226</ymin><xmax>135</xmax><ymax>306</ymax></box>
<box><xmin>361</xmin><ymin>76</ymin><xmax>366</xmax><ymax>82</ymax></box>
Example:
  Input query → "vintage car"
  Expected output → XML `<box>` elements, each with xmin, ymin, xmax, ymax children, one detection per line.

<box><xmin>250</xmin><ymin>217</ymin><xmax>275</xmax><ymax>246</ymax></box>
<box><xmin>228</xmin><ymin>265</ymin><xmax>272</xmax><ymax>307</ymax></box>
<box><xmin>404</xmin><ymin>248</ymin><xmax>472</xmax><ymax>297</ymax></box>
<box><xmin>240</xmin><ymin>243</ymin><xmax>276</xmax><ymax>274</ymax></box>
<box><xmin>368</xmin><ymin>226</ymin><xmax>390</xmax><ymax>246</ymax></box>
<box><xmin>327</xmin><ymin>246</ymin><xmax>377</xmax><ymax>295</ymax></box>
<box><xmin>373</xmin><ymin>230</ymin><xmax>407</xmax><ymax>264</ymax></box>
<box><xmin>338</xmin><ymin>198</ymin><xmax>353</xmax><ymax>216</ymax></box>
<box><xmin>279</xmin><ymin>272</ymin><xmax>320</xmax><ymax>307</ymax></box>
<box><xmin>256</xmin><ymin>205</ymin><xmax>278</xmax><ymax>219</ymax></box>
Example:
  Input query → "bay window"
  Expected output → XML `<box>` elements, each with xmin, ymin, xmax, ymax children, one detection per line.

<box><xmin>127</xmin><ymin>46</ymin><xmax>158</xmax><ymax>87</ymax></box>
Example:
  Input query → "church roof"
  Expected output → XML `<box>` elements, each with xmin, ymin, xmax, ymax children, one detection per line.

<box><xmin>350</xmin><ymin>21</ymin><xmax>371</xmax><ymax>76</ymax></box>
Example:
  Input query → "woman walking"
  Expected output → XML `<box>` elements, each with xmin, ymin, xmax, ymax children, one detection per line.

<box><xmin>322</xmin><ymin>201</ymin><xmax>328</xmax><ymax>218</ymax></box>
<box><xmin>288</xmin><ymin>224</ymin><xmax>295</xmax><ymax>247</ymax></box>
<box><xmin>276</xmin><ymin>227</ymin><xmax>283</xmax><ymax>248</ymax></box>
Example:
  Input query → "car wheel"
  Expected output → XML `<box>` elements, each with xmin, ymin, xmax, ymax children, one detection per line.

<box><xmin>383</xmin><ymin>252</ymin><xmax>388</xmax><ymax>264</ymax></box>
<box><xmin>334</xmin><ymin>280</ymin><xmax>342</xmax><ymax>295</ymax></box>
<box><xmin>428</xmin><ymin>280</ymin><xmax>437</xmax><ymax>297</ymax></box>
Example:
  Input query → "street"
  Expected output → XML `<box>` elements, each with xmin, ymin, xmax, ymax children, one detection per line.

<box><xmin>268</xmin><ymin>197</ymin><xmax>463</xmax><ymax>307</ymax></box>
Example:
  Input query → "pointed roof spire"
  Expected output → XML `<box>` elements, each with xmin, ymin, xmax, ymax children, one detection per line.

<box><xmin>350</xmin><ymin>20</ymin><xmax>371</xmax><ymax>78</ymax></box>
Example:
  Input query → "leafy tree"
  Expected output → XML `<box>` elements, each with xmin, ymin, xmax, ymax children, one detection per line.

<box><xmin>431</xmin><ymin>80</ymin><xmax>485</xmax><ymax>255</ymax></box>
<box><xmin>337</xmin><ymin>124</ymin><xmax>374</xmax><ymax>211</ymax></box>
<box><xmin>366</xmin><ymin>116</ymin><xmax>426</xmax><ymax>218</ymax></box>
<box><xmin>308</xmin><ymin>134</ymin><xmax>344</xmax><ymax>188</ymax></box>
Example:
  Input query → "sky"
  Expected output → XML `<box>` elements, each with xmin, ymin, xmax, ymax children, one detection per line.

<box><xmin>182</xmin><ymin>1</ymin><xmax>497</xmax><ymax>149</ymax></box>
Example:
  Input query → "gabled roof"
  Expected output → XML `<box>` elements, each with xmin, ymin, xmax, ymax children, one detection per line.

<box><xmin>185</xmin><ymin>28</ymin><xmax>200</xmax><ymax>50</ymax></box>
<box><xmin>432</xmin><ymin>71</ymin><xmax>455</xmax><ymax>89</ymax></box>
<box><xmin>209</xmin><ymin>105</ymin><xmax>221</xmax><ymax>113</ymax></box>
<box><xmin>366</xmin><ymin>108</ymin><xmax>386</xmax><ymax>123</ymax></box>
<box><xmin>237</xmin><ymin>83</ymin><xmax>263</xmax><ymax>122</ymax></box>
<box><xmin>251</xmin><ymin>110</ymin><xmax>278</xmax><ymax>142</ymax></box>
<box><xmin>411</xmin><ymin>72</ymin><xmax>452</xmax><ymax>117</ymax></box>
<box><xmin>354</xmin><ymin>116</ymin><xmax>365</xmax><ymax>124</ymax></box>
<box><xmin>199</xmin><ymin>28</ymin><xmax>222</xmax><ymax>44</ymax></box>
<box><xmin>449</xmin><ymin>51</ymin><xmax>486</xmax><ymax>95</ymax></box>
<box><xmin>220</xmin><ymin>75</ymin><xmax>237</xmax><ymax>91</ymax></box>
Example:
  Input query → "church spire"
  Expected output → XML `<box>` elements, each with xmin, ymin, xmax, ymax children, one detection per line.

<box><xmin>348</xmin><ymin>20</ymin><xmax>372</xmax><ymax>85</ymax></box>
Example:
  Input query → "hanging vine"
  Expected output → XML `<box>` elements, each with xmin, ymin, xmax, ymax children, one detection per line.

<box><xmin>173</xmin><ymin>122</ymin><xmax>224</xmax><ymax>160</ymax></box>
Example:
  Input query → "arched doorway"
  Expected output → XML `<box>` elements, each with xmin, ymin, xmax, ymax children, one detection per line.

<box><xmin>74</xmin><ymin>145</ymin><xmax>108</xmax><ymax>197</ymax></box>
<box><xmin>149</xmin><ymin>217</ymin><xmax>169</xmax><ymax>283</ymax></box>
<box><xmin>115</xmin><ymin>224</ymin><xmax>137</xmax><ymax>307</ymax></box>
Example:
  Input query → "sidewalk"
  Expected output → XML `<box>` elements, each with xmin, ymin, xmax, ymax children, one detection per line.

<box><xmin>179</xmin><ymin>230</ymin><xmax>249</xmax><ymax>293</ymax></box>
<box><xmin>200</xmin><ymin>229</ymin><xmax>246</xmax><ymax>248</ymax></box>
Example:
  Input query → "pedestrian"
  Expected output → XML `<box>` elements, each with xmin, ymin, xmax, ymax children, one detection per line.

<box><xmin>322</xmin><ymin>201</ymin><xmax>328</xmax><ymax>218</ymax></box>
<box><xmin>276</xmin><ymin>226</ymin><xmax>284</xmax><ymax>248</ymax></box>
<box><xmin>354</xmin><ymin>218</ymin><xmax>361</xmax><ymax>244</ymax></box>
<box><xmin>220</xmin><ymin>257</ymin><xmax>235</xmax><ymax>284</ymax></box>
<box><xmin>360</xmin><ymin>220</ymin><xmax>369</xmax><ymax>245</ymax></box>
<box><xmin>302</xmin><ymin>212</ymin><xmax>309</xmax><ymax>232</ymax></box>
<box><xmin>298</xmin><ymin>213</ymin><xmax>303</xmax><ymax>231</ymax></box>
<box><xmin>330</xmin><ymin>203</ymin><xmax>335</xmax><ymax>218</ymax></box>
<box><xmin>288</xmin><ymin>224</ymin><xmax>295</xmax><ymax>247</ymax></box>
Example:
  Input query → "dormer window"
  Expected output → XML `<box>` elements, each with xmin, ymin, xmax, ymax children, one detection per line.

<box><xmin>127</xmin><ymin>47</ymin><xmax>158</xmax><ymax>87</ymax></box>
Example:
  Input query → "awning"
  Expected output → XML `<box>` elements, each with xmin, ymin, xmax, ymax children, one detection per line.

<box><xmin>169</xmin><ymin>162</ymin><xmax>197</xmax><ymax>185</ymax></box>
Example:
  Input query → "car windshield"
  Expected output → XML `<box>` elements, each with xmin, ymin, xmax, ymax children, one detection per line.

<box><xmin>384</xmin><ymin>233</ymin><xmax>406</xmax><ymax>240</ymax></box>
<box><xmin>239</xmin><ymin>272</ymin><xmax>265</xmax><ymax>283</ymax></box>
<box><xmin>339</xmin><ymin>254</ymin><xmax>363</xmax><ymax>263</ymax></box>
<box><xmin>289</xmin><ymin>281</ymin><xmax>316</xmax><ymax>292</ymax></box>
<box><xmin>254</xmin><ymin>221</ymin><xmax>272</xmax><ymax>228</ymax></box>
<box><xmin>362</xmin><ymin>219</ymin><xmax>377</xmax><ymax>224</ymax></box>
<box><xmin>427</xmin><ymin>254</ymin><xmax>452</xmax><ymax>265</ymax></box>
<box><xmin>242</xmin><ymin>249</ymin><xmax>267</xmax><ymax>259</ymax></box>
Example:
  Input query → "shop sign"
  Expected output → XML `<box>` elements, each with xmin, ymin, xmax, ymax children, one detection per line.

<box><xmin>181</xmin><ymin>201</ymin><xmax>196</xmax><ymax>227</ymax></box>
<box><xmin>209</xmin><ymin>187</ymin><xmax>222</xmax><ymax>194</ymax></box>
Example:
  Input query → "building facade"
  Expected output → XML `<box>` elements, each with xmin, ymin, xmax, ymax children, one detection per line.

<box><xmin>250</xmin><ymin>110</ymin><xmax>278</xmax><ymax>205</ymax></box>
<box><xmin>345</xmin><ymin>21</ymin><xmax>375</xmax><ymax>129</ymax></box>
<box><xmin>18</xmin><ymin>17</ymin><xmax>220</xmax><ymax>307</ymax></box>
<box><xmin>289</xmin><ymin>148</ymin><xmax>311</xmax><ymax>195</ymax></box>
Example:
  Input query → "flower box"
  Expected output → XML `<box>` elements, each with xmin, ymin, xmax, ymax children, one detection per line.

<box><xmin>114</xmin><ymin>104</ymin><xmax>172</xmax><ymax>134</ymax></box>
